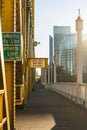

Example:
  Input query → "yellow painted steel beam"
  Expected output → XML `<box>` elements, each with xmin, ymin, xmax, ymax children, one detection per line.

<box><xmin>28</xmin><ymin>0</ymin><xmax>34</xmax><ymax>38</ymax></box>
<box><xmin>0</xmin><ymin>118</ymin><xmax>7</xmax><ymax>129</ymax></box>
<box><xmin>28</xmin><ymin>0</ymin><xmax>35</xmax><ymax>94</ymax></box>
<box><xmin>2</xmin><ymin>0</ymin><xmax>14</xmax><ymax>32</ymax></box>
<box><xmin>16</xmin><ymin>85</ymin><xmax>24</xmax><ymax>106</ymax></box>
<box><xmin>5</xmin><ymin>62</ymin><xmax>14</xmax><ymax>129</ymax></box>
<box><xmin>21</xmin><ymin>0</ymin><xmax>27</xmax><ymax>105</ymax></box>
<box><xmin>2</xmin><ymin>0</ymin><xmax>15</xmax><ymax>129</ymax></box>
<box><xmin>31</xmin><ymin>0</ymin><xmax>34</xmax><ymax>25</ymax></box>
<box><xmin>15</xmin><ymin>0</ymin><xmax>25</xmax><ymax>107</ymax></box>
<box><xmin>16</xmin><ymin>0</ymin><xmax>21</xmax><ymax>32</ymax></box>
<box><xmin>31</xmin><ymin>0</ymin><xmax>34</xmax><ymax>37</ymax></box>
<box><xmin>0</xmin><ymin>94</ymin><xmax>3</xmax><ymax>130</ymax></box>
<box><xmin>18</xmin><ymin>0</ymin><xmax>35</xmax><ymax>105</ymax></box>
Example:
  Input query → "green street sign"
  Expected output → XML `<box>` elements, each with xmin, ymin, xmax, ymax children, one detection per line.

<box><xmin>2</xmin><ymin>32</ymin><xmax>21</xmax><ymax>61</ymax></box>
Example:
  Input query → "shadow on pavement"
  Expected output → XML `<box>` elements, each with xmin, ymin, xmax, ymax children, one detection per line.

<box><xmin>17</xmin><ymin>87</ymin><xmax>87</xmax><ymax>130</ymax></box>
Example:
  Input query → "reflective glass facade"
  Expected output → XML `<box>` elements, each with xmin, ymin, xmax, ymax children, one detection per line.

<box><xmin>49</xmin><ymin>35</ymin><xmax>53</xmax><ymax>65</ymax></box>
<box><xmin>54</xmin><ymin>26</ymin><xmax>76</xmax><ymax>82</ymax></box>
<box><xmin>53</xmin><ymin>26</ymin><xmax>87</xmax><ymax>82</ymax></box>
<box><xmin>59</xmin><ymin>34</ymin><xmax>76</xmax><ymax>76</ymax></box>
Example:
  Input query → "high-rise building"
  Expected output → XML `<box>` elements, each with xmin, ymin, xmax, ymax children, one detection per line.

<box><xmin>49</xmin><ymin>35</ymin><xmax>53</xmax><ymax>83</ymax></box>
<box><xmin>53</xmin><ymin>26</ymin><xmax>77</xmax><ymax>82</ymax></box>
<box><xmin>82</xmin><ymin>40</ymin><xmax>87</xmax><ymax>82</ymax></box>
<box><xmin>53</xmin><ymin>25</ymin><xmax>87</xmax><ymax>82</ymax></box>
<box><xmin>59</xmin><ymin>33</ymin><xmax>77</xmax><ymax>76</ymax></box>
<box><xmin>54</xmin><ymin>26</ymin><xmax>71</xmax><ymax>52</ymax></box>
<box><xmin>54</xmin><ymin>26</ymin><xmax>71</xmax><ymax>66</ymax></box>
<box><xmin>49</xmin><ymin>35</ymin><xmax>53</xmax><ymax>65</ymax></box>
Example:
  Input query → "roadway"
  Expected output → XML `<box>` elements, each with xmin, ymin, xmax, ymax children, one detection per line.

<box><xmin>16</xmin><ymin>86</ymin><xmax>87</xmax><ymax>130</ymax></box>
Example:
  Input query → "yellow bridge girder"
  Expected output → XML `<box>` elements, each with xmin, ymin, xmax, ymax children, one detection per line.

<box><xmin>1</xmin><ymin>0</ymin><xmax>35</xmax><ymax>129</ymax></box>
<box><xmin>2</xmin><ymin>0</ymin><xmax>15</xmax><ymax>129</ymax></box>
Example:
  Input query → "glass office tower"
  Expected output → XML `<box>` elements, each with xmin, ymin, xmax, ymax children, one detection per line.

<box><xmin>53</xmin><ymin>26</ymin><xmax>87</xmax><ymax>82</ymax></box>
<box><xmin>59</xmin><ymin>34</ymin><xmax>76</xmax><ymax>76</ymax></box>
<box><xmin>53</xmin><ymin>26</ymin><xmax>76</xmax><ymax>82</ymax></box>
<box><xmin>53</xmin><ymin>26</ymin><xmax>71</xmax><ymax>65</ymax></box>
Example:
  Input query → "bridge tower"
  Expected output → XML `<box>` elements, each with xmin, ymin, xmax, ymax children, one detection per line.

<box><xmin>76</xmin><ymin>9</ymin><xmax>83</xmax><ymax>84</ymax></box>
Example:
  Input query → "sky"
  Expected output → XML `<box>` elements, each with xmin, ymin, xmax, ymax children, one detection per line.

<box><xmin>35</xmin><ymin>0</ymin><xmax>87</xmax><ymax>59</ymax></box>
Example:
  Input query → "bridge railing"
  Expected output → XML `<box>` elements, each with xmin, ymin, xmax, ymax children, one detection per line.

<box><xmin>0</xmin><ymin>90</ymin><xmax>7</xmax><ymax>129</ymax></box>
<box><xmin>16</xmin><ymin>84</ymin><xmax>24</xmax><ymax>106</ymax></box>
<box><xmin>46</xmin><ymin>82</ymin><xmax>87</xmax><ymax>108</ymax></box>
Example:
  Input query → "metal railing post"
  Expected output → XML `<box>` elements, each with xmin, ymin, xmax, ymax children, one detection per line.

<box><xmin>76</xmin><ymin>83</ymin><xmax>80</xmax><ymax>104</ymax></box>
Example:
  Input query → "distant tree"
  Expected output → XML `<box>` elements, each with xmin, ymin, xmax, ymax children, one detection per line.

<box><xmin>56</xmin><ymin>65</ymin><xmax>65</xmax><ymax>82</ymax></box>
<box><xmin>56</xmin><ymin>65</ymin><xmax>76</xmax><ymax>82</ymax></box>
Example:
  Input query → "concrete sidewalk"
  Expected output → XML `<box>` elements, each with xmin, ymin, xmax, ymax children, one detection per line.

<box><xmin>16</xmin><ymin>88</ymin><xmax>87</xmax><ymax>130</ymax></box>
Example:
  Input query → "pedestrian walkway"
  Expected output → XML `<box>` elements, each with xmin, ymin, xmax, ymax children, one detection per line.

<box><xmin>16</xmin><ymin>88</ymin><xmax>87</xmax><ymax>130</ymax></box>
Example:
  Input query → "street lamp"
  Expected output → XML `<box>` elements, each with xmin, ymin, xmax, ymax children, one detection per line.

<box><xmin>33</xmin><ymin>41</ymin><xmax>40</xmax><ymax>46</ymax></box>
